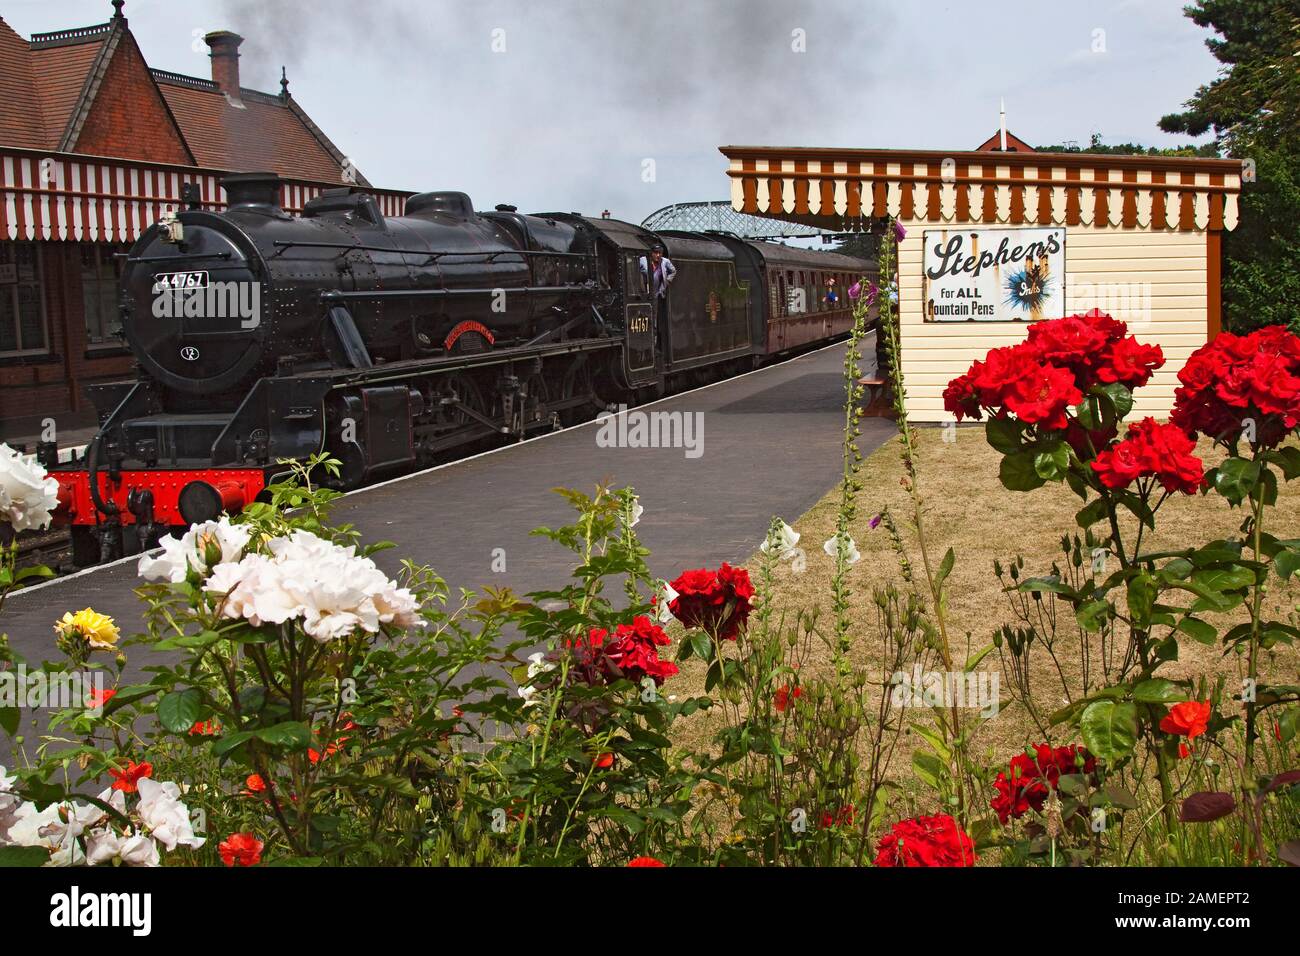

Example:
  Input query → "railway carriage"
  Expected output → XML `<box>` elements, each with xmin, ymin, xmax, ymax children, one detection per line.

<box><xmin>44</xmin><ymin>173</ymin><xmax>876</xmax><ymax>564</ymax></box>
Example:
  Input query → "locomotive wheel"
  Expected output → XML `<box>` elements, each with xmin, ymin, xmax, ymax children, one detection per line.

<box><xmin>521</xmin><ymin>371</ymin><xmax>551</xmax><ymax>429</ymax></box>
<box><xmin>445</xmin><ymin>373</ymin><xmax>488</xmax><ymax>429</ymax></box>
<box><xmin>560</xmin><ymin>360</ymin><xmax>599</xmax><ymax>426</ymax></box>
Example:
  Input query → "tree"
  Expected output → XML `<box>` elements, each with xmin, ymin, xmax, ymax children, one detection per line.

<box><xmin>1160</xmin><ymin>0</ymin><xmax>1299</xmax><ymax>332</ymax></box>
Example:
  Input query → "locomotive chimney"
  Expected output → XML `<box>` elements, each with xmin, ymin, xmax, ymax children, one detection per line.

<box><xmin>204</xmin><ymin>30</ymin><xmax>244</xmax><ymax>101</ymax></box>
<box><xmin>222</xmin><ymin>172</ymin><xmax>283</xmax><ymax>210</ymax></box>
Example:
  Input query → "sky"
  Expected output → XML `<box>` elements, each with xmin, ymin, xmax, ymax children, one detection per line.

<box><xmin>4</xmin><ymin>0</ymin><xmax>1221</xmax><ymax>223</ymax></box>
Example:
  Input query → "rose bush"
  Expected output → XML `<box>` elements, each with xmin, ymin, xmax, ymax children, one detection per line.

<box><xmin>952</xmin><ymin>314</ymin><xmax>1300</xmax><ymax>860</ymax></box>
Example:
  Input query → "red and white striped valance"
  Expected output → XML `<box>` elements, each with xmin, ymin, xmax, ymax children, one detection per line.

<box><xmin>0</xmin><ymin>149</ymin><xmax>411</xmax><ymax>243</ymax></box>
<box><xmin>722</xmin><ymin>147</ymin><xmax>1244</xmax><ymax>233</ymax></box>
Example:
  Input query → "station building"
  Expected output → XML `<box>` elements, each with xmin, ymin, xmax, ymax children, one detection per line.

<box><xmin>0</xmin><ymin>1</ymin><xmax>408</xmax><ymax>433</ymax></box>
<box><xmin>721</xmin><ymin>138</ymin><xmax>1243</xmax><ymax>422</ymax></box>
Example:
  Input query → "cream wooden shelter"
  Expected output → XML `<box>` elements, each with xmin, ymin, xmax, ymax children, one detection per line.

<box><xmin>720</xmin><ymin>146</ymin><xmax>1244</xmax><ymax>422</ymax></box>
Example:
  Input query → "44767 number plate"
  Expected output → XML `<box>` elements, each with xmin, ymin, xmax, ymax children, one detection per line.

<box><xmin>152</xmin><ymin>270</ymin><xmax>209</xmax><ymax>292</ymax></box>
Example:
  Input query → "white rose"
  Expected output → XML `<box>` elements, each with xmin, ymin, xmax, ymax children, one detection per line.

<box><xmin>134</xmin><ymin>778</ymin><xmax>204</xmax><ymax>851</ymax></box>
<box><xmin>139</xmin><ymin>516</ymin><xmax>251</xmax><ymax>583</ymax></box>
<box><xmin>86</xmin><ymin>828</ymin><xmax>160</xmax><ymax>867</ymax></box>
<box><xmin>210</xmin><ymin>530</ymin><xmax>420</xmax><ymax>642</ymax></box>
<box><xmin>0</xmin><ymin>443</ymin><xmax>60</xmax><ymax>532</ymax></box>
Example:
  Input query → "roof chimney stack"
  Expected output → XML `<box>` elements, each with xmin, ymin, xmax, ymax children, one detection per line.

<box><xmin>204</xmin><ymin>31</ymin><xmax>244</xmax><ymax>102</ymax></box>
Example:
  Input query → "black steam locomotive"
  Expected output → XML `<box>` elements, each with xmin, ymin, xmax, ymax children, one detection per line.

<box><xmin>49</xmin><ymin>173</ymin><xmax>875</xmax><ymax>564</ymax></box>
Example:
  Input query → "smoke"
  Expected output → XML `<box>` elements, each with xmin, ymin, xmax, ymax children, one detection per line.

<box><xmin>214</xmin><ymin>0</ymin><xmax>898</xmax><ymax>220</ymax></box>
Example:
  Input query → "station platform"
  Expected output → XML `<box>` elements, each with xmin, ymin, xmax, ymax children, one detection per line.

<box><xmin>1</xmin><ymin>339</ymin><xmax>895</xmax><ymax>667</ymax></box>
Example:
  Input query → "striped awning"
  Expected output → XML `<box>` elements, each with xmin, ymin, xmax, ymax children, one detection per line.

<box><xmin>0</xmin><ymin>147</ymin><xmax>411</xmax><ymax>243</ymax></box>
<box><xmin>721</xmin><ymin>147</ymin><xmax>1243</xmax><ymax>232</ymax></box>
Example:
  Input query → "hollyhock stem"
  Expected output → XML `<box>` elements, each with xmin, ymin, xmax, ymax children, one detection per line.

<box><xmin>1243</xmin><ymin>473</ymin><xmax>1267</xmax><ymax>862</ymax></box>
<box><xmin>875</xmin><ymin>220</ymin><xmax>966</xmax><ymax>819</ymax></box>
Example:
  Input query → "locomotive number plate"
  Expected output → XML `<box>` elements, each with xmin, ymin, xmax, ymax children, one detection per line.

<box><xmin>152</xmin><ymin>270</ymin><xmax>209</xmax><ymax>292</ymax></box>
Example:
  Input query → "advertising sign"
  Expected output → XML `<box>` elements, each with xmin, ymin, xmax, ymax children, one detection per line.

<box><xmin>922</xmin><ymin>227</ymin><xmax>1066</xmax><ymax>322</ymax></box>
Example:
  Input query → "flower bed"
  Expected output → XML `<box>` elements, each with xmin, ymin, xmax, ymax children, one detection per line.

<box><xmin>0</xmin><ymin>218</ymin><xmax>1296</xmax><ymax>868</ymax></box>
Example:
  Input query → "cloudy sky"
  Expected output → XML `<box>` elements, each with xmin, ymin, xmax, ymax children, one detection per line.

<box><xmin>5</xmin><ymin>0</ymin><xmax>1219</xmax><ymax>222</ymax></box>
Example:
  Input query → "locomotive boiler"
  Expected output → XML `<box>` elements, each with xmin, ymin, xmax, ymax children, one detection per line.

<box><xmin>47</xmin><ymin>172</ymin><xmax>876</xmax><ymax>565</ymax></box>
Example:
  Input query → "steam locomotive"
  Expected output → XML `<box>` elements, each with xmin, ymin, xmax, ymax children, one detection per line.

<box><xmin>46</xmin><ymin>172</ymin><xmax>876</xmax><ymax>565</ymax></box>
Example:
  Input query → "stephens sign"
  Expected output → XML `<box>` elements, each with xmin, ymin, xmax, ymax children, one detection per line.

<box><xmin>922</xmin><ymin>227</ymin><xmax>1065</xmax><ymax>322</ymax></box>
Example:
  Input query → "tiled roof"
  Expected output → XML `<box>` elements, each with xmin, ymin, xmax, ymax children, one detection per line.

<box><xmin>0</xmin><ymin>19</ymin><xmax>46</xmax><ymax>148</ymax></box>
<box><xmin>30</xmin><ymin>36</ymin><xmax>109</xmax><ymax>148</ymax></box>
<box><xmin>0</xmin><ymin>13</ymin><xmax>365</xmax><ymax>186</ymax></box>
<box><xmin>155</xmin><ymin>76</ymin><xmax>362</xmax><ymax>185</ymax></box>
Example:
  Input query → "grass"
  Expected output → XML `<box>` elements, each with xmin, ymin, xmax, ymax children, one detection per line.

<box><xmin>666</xmin><ymin>426</ymin><xmax>1300</xmax><ymax>790</ymax></box>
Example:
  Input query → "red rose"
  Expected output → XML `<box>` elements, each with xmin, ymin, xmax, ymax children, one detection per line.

<box><xmin>668</xmin><ymin>564</ymin><xmax>754</xmax><ymax>641</ymax></box>
<box><xmin>942</xmin><ymin>372</ymin><xmax>982</xmax><ymax>422</ymax></box>
<box><xmin>1159</xmin><ymin>700</ymin><xmax>1212</xmax><ymax>740</ymax></box>
<box><xmin>568</xmin><ymin>616</ymin><xmax>678</xmax><ymax>688</ymax></box>
<box><xmin>820</xmin><ymin>804</ymin><xmax>855</xmax><ymax>829</ymax></box>
<box><xmin>1090</xmin><ymin>418</ymin><xmax>1205</xmax><ymax>495</ymax></box>
<box><xmin>990</xmin><ymin>743</ymin><xmax>1097</xmax><ymax>823</ymax></box>
<box><xmin>219</xmin><ymin>832</ymin><xmax>264</xmax><ymax>867</ymax></box>
<box><xmin>1026</xmin><ymin>315</ymin><xmax>1110</xmax><ymax>379</ymax></box>
<box><xmin>242</xmin><ymin>774</ymin><xmax>267</xmax><ymax>797</ymax></box>
<box><xmin>773</xmin><ymin>684</ymin><xmax>803</xmax><ymax>713</ymax></box>
<box><xmin>1171</xmin><ymin>327</ymin><xmax>1300</xmax><ymax>447</ymax></box>
<box><xmin>1098</xmin><ymin>336</ymin><xmax>1164</xmax><ymax>388</ymax></box>
<box><xmin>627</xmin><ymin>856</ymin><xmax>665</xmax><ymax>867</ymax></box>
<box><xmin>1003</xmin><ymin>360</ymin><xmax>1082</xmax><ymax>430</ymax></box>
<box><xmin>109</xmin><ymin>760</ymin><xmax>153</xmax><ymax>794</ymax></box>
<box><xmin>874</xmin><ymin>813</ymin><xmax>977</xmax><ymax>867</ymax></box>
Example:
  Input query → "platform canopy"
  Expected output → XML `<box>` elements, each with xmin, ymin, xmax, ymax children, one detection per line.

<box><xmin>719</xmin><ymin>146</ymin><xmax>1244</xmax><ymax>234</ymax></box>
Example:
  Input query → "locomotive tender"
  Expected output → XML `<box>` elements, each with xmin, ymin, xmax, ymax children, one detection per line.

<box><xmin>47</xmin><ymin>172</ymin><xmax>876</xmax><ymax>565</ymax></box>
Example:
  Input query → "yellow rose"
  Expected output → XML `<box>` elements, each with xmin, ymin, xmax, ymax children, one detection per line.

<box><xmin>54</xmin><ymin>608</ymin><xmax>120</xmax><ymax>651</ymax></box>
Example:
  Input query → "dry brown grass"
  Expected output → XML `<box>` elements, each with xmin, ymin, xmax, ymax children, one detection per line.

<box><xmin>666</xmin><ymin>425</ymin><xmax>1300</xmax><ymax>783</ymax></box>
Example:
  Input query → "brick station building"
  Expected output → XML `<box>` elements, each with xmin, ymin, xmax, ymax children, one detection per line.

<box><xmin>0</xmin><ymin>1</ymin><xmax>408</xmax><ymax>434</ymax></box>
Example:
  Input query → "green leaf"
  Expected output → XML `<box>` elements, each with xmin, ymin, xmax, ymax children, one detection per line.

<box><xmin>1080</xmin><ymin>700</ymin><xmax>1138</xmax><ymax>763</ymax></box>
<box><xmin>1096</xmin><ymin>382</ymin><xmax>1134</xmax><ymax>420</ymax></box>
<box><xmin>1132</xmin><ymin>678</ymin><xmax>1186</xmax><ymax>703</ymax></box>
<box><xmin>1000</xmin><ymin>450</ymin><xmax>1047</xmax><ymax>492</ymax></box>
<box><xmin>1033</xmin><ymin>442</ymin><xmax>1070</xmax><ymax>482</ymax></box>
<box><xmin>985</xmin><ymin>417</ymin><xmax>1022</xmax><ymax>454</ymax></box>
<box><xmin>212</xmin><ymin>730</ymin><xmax>256</xmax><ymax>757</ymax></box>
<box><xmin>936</xmin><ymin>548</ymin><xmax>955</xmax><ymax>594</ymax></box>
<box><xmin>1126</xmin><ymin>572</ymin><xmax>1157</xmax><ymax>628</ymax></box>
<box><xmin>1176</xmin><ymin>617</ymin><xmax>1218</xmax><ymax>645</ymax></box>
<box><xmin>0</xmin><ymin>846</ymin><xmax>48</xmax><ymax>867</ymax></box>
<box><xmin>1076</xmin><ymin>598</ymin><xmax>1112</xmax><ymax>632</ymax></box>
<box><xmin>256</xmin><ymin>722</ymin><xmax>313</xmax><ymax>751</ymax></box>
<box><xmin>1075</xmin><ymin>497</ymin><xmax>1110</xmax><ymax>529</ymax></box>
<box><xmin>157</xmin><ymin>688</ymin><xmax>202</xmax><ymax>734</ymax></box>
<box><xmin>1267</xmin><ymin>446</ymin><xmax>1300</xmax><ymax>480</ymax></box>
<box><xmin>1276</xmin><ymin>548</ymin><xmax>1300</xmax><ymax>581</ymax></box>
<box><xmin>1213</xmin><ymin>457</ymin><xmax>1260</xmax><ymax>506</ymax></box>
<box><xmin>0</xmin><ymin>707</ymin><xmax>18</xmax><ymax>736</ymax></box>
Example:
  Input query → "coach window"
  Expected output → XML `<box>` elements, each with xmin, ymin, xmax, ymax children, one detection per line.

<box><xmin>0</xmin><ymin>241</ymin><xmax>48</xmax><ymax>357</ymax></box>
<box><xmin>82</xmin><ymin>243</ymin><xmax>125</xmax><ymax>349</ymax></box>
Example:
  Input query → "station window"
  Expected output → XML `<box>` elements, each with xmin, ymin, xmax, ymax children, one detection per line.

<box><xmin>0</xmin><ymin>241</ymin><xmax>48</xmax><ymax>356</ymax></box>
<box><xmin>82</xmin><ymin>243</ymin><xmax>126</xmax><ymax>349</ymax></box>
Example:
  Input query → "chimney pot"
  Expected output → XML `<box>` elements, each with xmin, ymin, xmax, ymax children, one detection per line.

<box><xmin>204</xmin><ymin>30</ymin><xmax>244</xmax><ymax>99</ymax></box>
